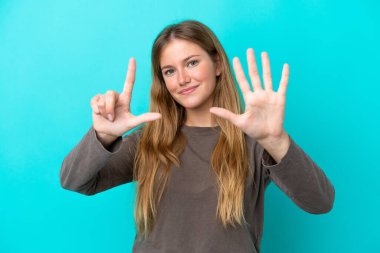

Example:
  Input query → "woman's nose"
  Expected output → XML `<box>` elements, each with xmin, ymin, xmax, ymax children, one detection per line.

<box><xmin>178</xmin><ymin>69</ymin><xmax>191</xmax><ymax>85</ymax></box>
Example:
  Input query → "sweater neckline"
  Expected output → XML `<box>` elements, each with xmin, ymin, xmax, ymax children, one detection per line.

<box><xmin>181</xmin><ymin>124</ymin><xmax>221</xmax><ymax>136</ymax></box>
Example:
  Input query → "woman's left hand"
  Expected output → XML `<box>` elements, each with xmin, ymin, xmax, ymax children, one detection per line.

<box><xmin>210</xmin><ymin>48</ymin><xmax>289</xmax><ymax>144</ymax></box>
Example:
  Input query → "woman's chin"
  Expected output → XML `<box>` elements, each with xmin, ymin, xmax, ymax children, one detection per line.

<box><xmin>182</xmin><ymin>103</ymin><xmax>207</xmax><ymax>111</ymax></box>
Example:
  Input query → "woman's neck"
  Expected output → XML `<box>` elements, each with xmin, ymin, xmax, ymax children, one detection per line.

<box><xmin>184</xmin><ymin>108</ymin><xmax>217</xmax><ymax>127</ymax></box>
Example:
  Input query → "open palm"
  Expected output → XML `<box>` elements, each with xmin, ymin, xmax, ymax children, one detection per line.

<box><xmin>210</xmin><ymin>48</ymin><xmax>289</xmax><ymax>142</ymax></box>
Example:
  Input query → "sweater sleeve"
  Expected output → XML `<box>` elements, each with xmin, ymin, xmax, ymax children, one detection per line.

<box><xmin>261</xmin><ymin>134</ymin><xmax>335</xmax><ymax>214</ymax></box>
<box><xmin>59</xmin><ymin>125</ymin><xmax>141</xmax><ymax>196</ymax></box>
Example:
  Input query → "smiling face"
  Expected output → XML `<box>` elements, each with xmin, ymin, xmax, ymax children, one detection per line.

<box><xmin>159</xmin><ymin>39</ymin><xmax>221</xmax><ymax>111</ymax></box>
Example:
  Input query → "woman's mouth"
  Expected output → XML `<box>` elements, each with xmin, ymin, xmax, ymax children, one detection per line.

<box><xmin>179</xmin><ymin>85</ymin><xmax>199</xmax><ymax>95</ymax></box>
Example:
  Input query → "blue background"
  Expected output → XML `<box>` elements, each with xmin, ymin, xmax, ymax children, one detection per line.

<box><xmin>1</xmin><ymin>0</ymin><xmax>379</xmax><ymax>252</ymax></box>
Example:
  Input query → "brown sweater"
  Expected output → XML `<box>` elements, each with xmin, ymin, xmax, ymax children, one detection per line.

<box><xmin>60</xmin><ymin>124</ymin><xmax>335</xmax><ymax>253</ymax></box>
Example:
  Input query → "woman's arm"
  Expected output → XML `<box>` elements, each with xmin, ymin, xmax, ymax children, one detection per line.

<box><xmin>261</xmin><ymin>135</ymin><xmax>335</xmax><ymax>214</ymax></box>
<box><xmin>59</xmin><ymin>125</ymin><xmax>141</xmax><ymax>195</ymax></box>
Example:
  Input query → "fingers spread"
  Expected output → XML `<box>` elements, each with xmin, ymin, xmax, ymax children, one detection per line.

<box><xmin>247</xmin><ymin>48</ymin><xmax>262</xmax><ymax>91</ymax></box>
<box><xmin>210</xmin><ymin>107</ymin><xmax>239</xmax><ymax>125</ymax></box>
<box><xmin>277</xmin><ymin>63</ymin><xmax>289</xmax><ymax>96</ymax></box>
<box><xmin>261</xmin><ymin>52</ymin><xmax>273</xmax><ymax>91</ymax></box>
<box><xmin>233</xmin><ymin>57</ymin><xmax>251</xmax><ymax>94</ymax></box>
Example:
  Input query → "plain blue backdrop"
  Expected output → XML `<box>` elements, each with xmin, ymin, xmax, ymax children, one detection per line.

<box><xmin>1</xmin><ymin>0</ymin><xmax>379</xmax><ymax>252</ymax></box>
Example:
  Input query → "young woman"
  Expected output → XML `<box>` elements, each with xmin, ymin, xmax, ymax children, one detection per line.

<box><xmin>60</xmin><ymin>20</ymin><xmax>335</xmax><ymax>253</ymax></box>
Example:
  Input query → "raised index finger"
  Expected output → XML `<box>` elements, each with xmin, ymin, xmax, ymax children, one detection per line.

<box><xmin>123</xmin><ymin>57</ymin><xmax>136</xmax><ymax>95</ymax></box>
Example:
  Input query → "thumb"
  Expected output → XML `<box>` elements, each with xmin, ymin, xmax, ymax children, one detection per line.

<box><xmin>130</xmin><ymin>112</ymin><xmax>162</xmax><ymax>128</ymax></box>
<box><xmin>210</xmin><ymin>107</ymin><xmax>239</xmax><ymax>124</ymax></box>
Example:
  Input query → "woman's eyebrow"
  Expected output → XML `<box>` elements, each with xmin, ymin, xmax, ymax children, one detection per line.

<box><xmin>161</xmin><ymin>54</ymin><xmax>200</xmax><ymax>70</ymax></box>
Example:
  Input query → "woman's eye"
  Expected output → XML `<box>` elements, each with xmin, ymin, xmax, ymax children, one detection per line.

<box><xmin>163</xmin><ymin>60</ymin><xmax>198</xmax><ymax>76</ymax></box>
<box><xmin>188</xmin><ymin>60</ymin><xmax>198</xmax><ymax>67</ymax></box>
<box><xmin>164</xmin><ymin>69</ymin><xmax>174</xmax><ymax>76</ymax></box>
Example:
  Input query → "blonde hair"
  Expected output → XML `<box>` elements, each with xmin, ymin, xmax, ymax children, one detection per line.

<box><xmin>132</xmin><ymin>19</ymin><xmax>253</xmax><ymax>240</ymax></box>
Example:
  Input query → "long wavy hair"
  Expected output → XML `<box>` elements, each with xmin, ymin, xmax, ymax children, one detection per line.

<box><xmin>132</xmin><ymin>19</ymin><xmax>253</xmax><ymax>240</ymax></box>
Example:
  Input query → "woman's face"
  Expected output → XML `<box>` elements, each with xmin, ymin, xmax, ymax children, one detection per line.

<box><xmin>159</xmin><ymin>39</ymin><xmax>221</xmax><ymax>110</ymax></box>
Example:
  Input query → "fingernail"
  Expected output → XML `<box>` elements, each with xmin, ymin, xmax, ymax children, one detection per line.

<box><xmin>107</xmin><ymin>114</ymin><xmax>113</xmax><ymax>121</ymax></box>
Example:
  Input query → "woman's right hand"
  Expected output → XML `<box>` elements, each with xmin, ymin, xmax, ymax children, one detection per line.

<box><xmin>90</xmin><ymin>58</ymin><xmax>161</xmax><ymax>146</ymax></box>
